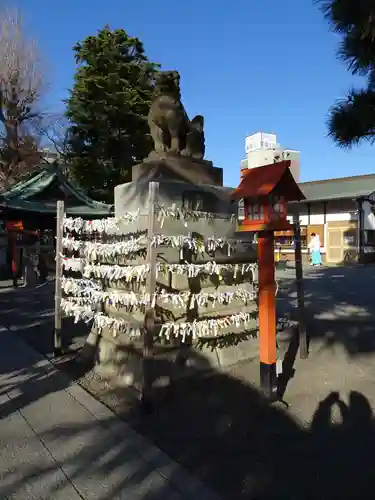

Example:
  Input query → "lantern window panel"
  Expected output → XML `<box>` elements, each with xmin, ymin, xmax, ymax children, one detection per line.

<box><xmin>270</xmin><ymin>196</ymin><xmax>285</xmax><ymax>218</ymax></box>
<box><xmin>247</xmin><ymin>199</ymin><xmax>264</xmax><ymax>220</ymax></box>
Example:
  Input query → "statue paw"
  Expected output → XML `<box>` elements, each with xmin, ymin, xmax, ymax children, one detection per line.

<box><xmin>180</xmin><ymin>148</ymin><xmax>191</xmax><ymax>157</ymax></box>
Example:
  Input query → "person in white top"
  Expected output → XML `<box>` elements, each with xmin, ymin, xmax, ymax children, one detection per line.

<box><xmin>308</xmin><ymin>232</ymin><xmax>322</xmax><ymax>266</ymax></box>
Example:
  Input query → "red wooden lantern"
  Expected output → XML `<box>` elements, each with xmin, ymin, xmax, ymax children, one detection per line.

<box><xmin>5</xmin><ymin>220</ymin><xmax>40</xmax><ymax>286</ymax></box>
<box><xmin>6</xmin><ymin>220</ymin><xmax>24</xmax><ymax>232</ymax></box>
<box><xmin>234</xmin><ymin>160</ymin><xmax>304</xmax><ymax>233</ymax></box>
<box><xmin>231</xmin><ymin>160</ymin><xmax>305</xmax><ymax>400</ymax></box>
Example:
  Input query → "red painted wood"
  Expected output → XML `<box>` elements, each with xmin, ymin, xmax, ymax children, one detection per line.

<box><xmin>257</xmin><ymin>231</ymin><xmax>277</xmax><ymax>366</ymax></box>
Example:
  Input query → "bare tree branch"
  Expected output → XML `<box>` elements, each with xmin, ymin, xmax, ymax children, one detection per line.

<box><xmin>0</xmin><ymin>7</ymin><xmax>48</xmax><ymax>190</ymax></box>
<box><xmin>33</xmin><ymin>112</ymin><xmax>70</xmax><ymax>157</ymax></box>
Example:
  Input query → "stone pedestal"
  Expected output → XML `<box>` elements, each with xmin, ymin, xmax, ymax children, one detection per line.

<box><xmin>132</xmin><ymin>152</ymin><xmax>223</xmax><ymax>186</ymax></box>
<box><xmin>115</xmin><ymin>175</ymin><xmax>233</xmax><ymax>219</ymax></box>
<box><xmin>93</xmin><ymin>158</ymin><xmax>260</xmax><ymax>390</ymax></box>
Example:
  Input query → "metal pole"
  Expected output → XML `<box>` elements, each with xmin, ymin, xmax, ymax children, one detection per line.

<box><xmin>54</xmin><ymin>200</ymin><xmax>64</xmax><ymax>357</ymax></box>
<box><xmin>141</xmin><ymin>182</ymin><xmax>159</xmax><ymax>410</ymax></box>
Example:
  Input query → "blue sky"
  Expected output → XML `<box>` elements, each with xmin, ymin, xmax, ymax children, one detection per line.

<box><xmin>16</xmin><ymin>0</ymin><xmax>375</xmax><ymax>187</ymax></box>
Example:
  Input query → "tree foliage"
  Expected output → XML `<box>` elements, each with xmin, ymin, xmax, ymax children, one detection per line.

<box><xmin>319</xmin><ymin>0</ymin><xmax>375</xmax><ymax>147</ymax></box>
<box><xmin>65</xmin><ymin>26</ymin><xmax>159</xmax><ymax>202</ymax></box>
<box><xmin>0</xmin><ymin>8</ymin><xmax>46</xmax><ymax>189</ymax></box>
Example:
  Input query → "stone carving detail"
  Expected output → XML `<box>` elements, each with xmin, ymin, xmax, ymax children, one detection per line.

<box><xmin>148</xmin><ymin>70</ymin><xmax>205</xmax><ymax>160</ymax></box>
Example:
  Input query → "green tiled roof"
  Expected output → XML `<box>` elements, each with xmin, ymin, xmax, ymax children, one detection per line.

<box><xmin>298</xmin><ymin>173</ymin><xmax>375</xmax><ymax>202</ymax></box>
<box><xmin>0</xmin><ymin>163</ymin><xmax>114</xmax><ymax>216</ymax></box>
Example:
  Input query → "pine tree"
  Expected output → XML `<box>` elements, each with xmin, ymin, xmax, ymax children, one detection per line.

<box><xmin>319</xmin><ymin>0</ymin><xmax>375</xmax><ymax>147</ymax></box>
<box><xmin>65</xmin><ymin>26</ymin><xmax>159</xmax><ymax>202</ymax></box>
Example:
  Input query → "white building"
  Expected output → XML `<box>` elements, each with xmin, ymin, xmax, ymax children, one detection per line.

<box><xmin>241</xmin><ymin>132</ymin><xmax>300</xmax><ymax>182</ymax></box>
<box><xmin>279</xmin><ymin>173</ymin><xmax>375</xmax><ymax>264</ymax></box>
<box><xmin>245</xmin><ymin>132</ymin><xmax>277</xmax><ymax>154</ymax></box>
<box><xmin>236</xmin><ymin>165</ymin><xmax>375</xmax><ymax>264</ymax></box>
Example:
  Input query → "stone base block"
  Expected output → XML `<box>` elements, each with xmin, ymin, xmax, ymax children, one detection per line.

<box><xmin>92</xmin><ymin>332</ymin><xmax>259</xmax><ymax>390</ymax></box>
<box><xmin>114</xmin><ymin>178</ymin><xmax>235</xmax><ymax>217</ymax></box>
<box><xmin>133</xmin><ymin>152</ymin><xmax>223</xmax><ymax>186</ymax></box>
<box><xmin>94</xmin><ymin>336</ymin><xmax>143</xmax><ymax>389</ymax></box>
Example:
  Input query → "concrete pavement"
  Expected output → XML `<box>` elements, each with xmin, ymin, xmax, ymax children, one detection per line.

<box><xmin>4</xmin><ymin>264</ymin><xmax>375</xmax><ymax>498</ymax></box>
<box><xmin>0</xmin><ymin>329</ymin><xmax>220</xmax><ymax>500</ymax></box>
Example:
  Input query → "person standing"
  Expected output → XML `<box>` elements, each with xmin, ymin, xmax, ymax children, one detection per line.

<box><xmin>308</xmin><ymin>232</ymin><xmax>322</xmax><ymax>266</ymax></box>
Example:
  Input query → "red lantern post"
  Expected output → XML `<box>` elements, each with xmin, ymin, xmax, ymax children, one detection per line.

<box><xmin>257</xmin><ymin>230</ymin><xmax>277</xmax><ymax>398</ymax></box>
<box><xmin>231</xmin><ymin>161</ymin><xmax>305</xmax><ymax>400</ymax></box>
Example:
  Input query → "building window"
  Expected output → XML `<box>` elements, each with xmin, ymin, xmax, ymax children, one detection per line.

<box><xmin>274</xmin><ymin>227</ymin><xmax>308</xmax><ymax>248</ymax></box>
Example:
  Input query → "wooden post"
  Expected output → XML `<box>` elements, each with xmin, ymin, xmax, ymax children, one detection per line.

<box><xmin>357</xmin><ymin>198</ymin><xmax>364</xmax><ymax>263</ymax></box>
<box><xmin>293</xmin><ymin>214</ymin><xmax>308</xmax><ymax>359</ymax></box>
<box><xmin>23</xmin><ymin>246</ymin><xmax>28</xmax><ymax>287</ymax></box>
<box><xmin>54</xmin><ymin>201</ymin><xmax>64</xmax><ymax>357</ymax></box>
<box><xmin>141</xmin><ymin>182</ymin><xmax>159</xmax><ymax>409</ymax></box>
<box><xmin>257</xmin><ymin>230</ymin><xmax>278</xmax><ymax>401</ymax></box>
<box><xmin>11</xmin><ymin>232</ymin><xmax>17</xmax><ymax>287</ymax></box>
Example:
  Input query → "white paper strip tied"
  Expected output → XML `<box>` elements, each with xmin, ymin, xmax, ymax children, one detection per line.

<box><xmin>165</xmin><ymin>262</ymin><xmax>256</xmax><ymax>280</ymax></box>
<box><xmin>61</xmin><ymin>277</ymin><xmax>102</xmax><ymax>294</ymax></box>
<box><xmin>61</xmin><ymin>298</ymin><xmax>98</xmax><ymax>323</ymax></box>
<box><xmin>62</xmin><ymin>236</ymin><xmax>146</xmax><ymax>259</ymax></box>
<box><xmin>159</xmin><ymin>312</ymin><xmax>255</xmax><ymax>342</ymax></box>
<box><xmin>62</xmin><ymin>258</ymin><xmax>82</xmax><ymax>272</ymax></box>
<box><xmin>63</xmin><ymin>205</ymin><xmax>237</xmax><ymax>235</ymax></box>
<box><xmin>61</xmin><ymin>278</ymin><xmax>152</xmax><ymax>308</ymax></box>
<box><xmin>61</xmin><ymin>298</ymin><xmax>254</xmax><ymax>342</ymax></box>
<box><xmin>151</xmin><ymin>234</ymin><xmax>235</xmax><ymax>257</ymax></box>
<box><xmin>156</xmin><ymin>203</ymin><xmax>236</xmax><ymax>228</ymax></box>
<box><xmin>94</xmin><ymin>315</ymin><xmax>142</xmax><ymax>338</ymax></box>
<box><xmin>61</xmin><ymin>277</ymin><xmax>257</xmax><ymax>309</ymax></box>
<box><xmin>62</xmin><ymin>257</ymin><xmax>257</xmax><ymax>281</ymax></box>
<box><xmin>62</xmin><ymin>234</ymin><xmax>242</xmax><ymax>260</ymax></box>
<box><xmin>186</xmin><ymin>289</ymin><xmax>256</xmax><ymax>308</ymax></box>
<box><xmin>62</xmin><ymin>258</ymin><xmax>150</xmax><ymax>282</ymax></box>
<box><xmin>60</xmin><ymin>298</ymin><xmax>142</xmax><ymax>338</ymax></box>
<box><xmin>63</xmin><ymin>210</ymin><xmax>140</xmax><ymax>235</ymax></box>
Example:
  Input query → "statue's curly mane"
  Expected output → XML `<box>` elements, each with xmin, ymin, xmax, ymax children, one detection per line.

<box><xmin>154</xmin><ymin>71</ymin><xmax>181</xmax><ymax>100</ymax></box>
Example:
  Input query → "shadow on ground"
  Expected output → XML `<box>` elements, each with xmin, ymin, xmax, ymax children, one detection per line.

<box><xmin>277</xmin><ymin>263</ymin><xmax>375</xmax><ymax>357</ymax></box>
<box><xmin>2</xmin><ymin>343</ymin><xmax>375</xmax><ymax>499</ymax></box>
<box><xmin>0</xmin><ymin>281</ymin><xmax>90</xmax><ymax>356</ymax></box>
<box><xmin>3</xmin><ymin>266</ymin><xmax>375</xmax><ymax>498</ymax></box>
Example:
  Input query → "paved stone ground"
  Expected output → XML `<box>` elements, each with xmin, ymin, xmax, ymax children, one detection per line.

<box><xmin>0</xmin><ymin>328</ymin><xmax>220</xmax><ymax>499</ymax></box>
<box><xmin>3</xmin><ymin>265</ymin><xmax>375</xmax><ymax>498</ymax></box>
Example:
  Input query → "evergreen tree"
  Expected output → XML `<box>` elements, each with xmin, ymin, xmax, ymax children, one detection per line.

<box><xmin>65</xmin><ymin>26</ymin><xmax>159</xmax><ymax>202</ymax></box>
<box><xmin>319</xmin><ymin>1</ymin><xmax>375</xmax><ymax>147</ymax></box>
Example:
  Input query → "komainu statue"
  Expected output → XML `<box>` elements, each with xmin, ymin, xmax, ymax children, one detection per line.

<box><xmin>148</xmin><ymin>71</ymin><xmax>205</xmax><ymax>160</ymax></box>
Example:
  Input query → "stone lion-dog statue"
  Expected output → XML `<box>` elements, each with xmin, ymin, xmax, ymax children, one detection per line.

<box><xmin>148</xmin><ymin>70</ymin><xmax>205</xmax><ymax>160</ymax></box>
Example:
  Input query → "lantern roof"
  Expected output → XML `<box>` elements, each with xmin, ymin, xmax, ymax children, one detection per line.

<box><xmin>230</xmin><ymin>160</ymin><xmax>305</xmax><ymax>202</ymax></box>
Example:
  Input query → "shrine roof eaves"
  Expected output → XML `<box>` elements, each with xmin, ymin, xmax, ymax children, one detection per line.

<box><xmin>0</xmin><ymin>163</ymin><xmax>114</xmax><ymax>215</ymax></box>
